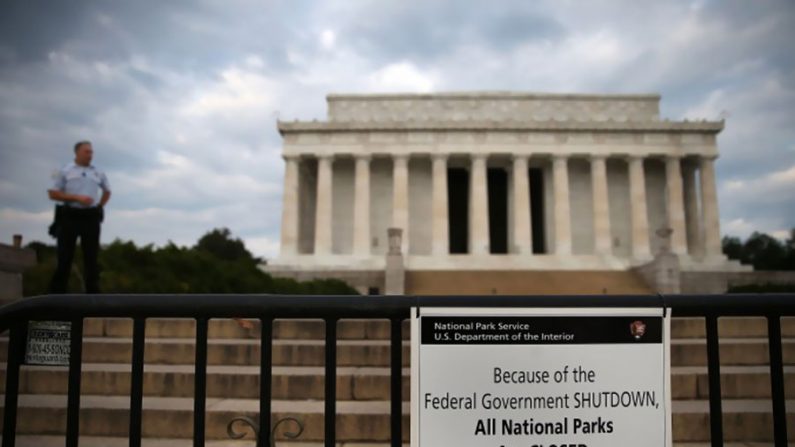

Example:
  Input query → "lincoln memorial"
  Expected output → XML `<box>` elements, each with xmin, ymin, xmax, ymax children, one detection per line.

<box><xmin>265</xmin><ymin>92</ymin><xmax>746</xmax><ymax>294</ymax></box>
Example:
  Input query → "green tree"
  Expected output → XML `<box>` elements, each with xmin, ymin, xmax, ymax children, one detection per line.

<box><xmin>195</xmin><ymin>228</ymin><xmax>253</xmax><ymax>262</ymax></box>
<box><xmin>722</xmin><ymin>228</ymin><xmax>795</xmax><ymax>271</ymax></box>
<box><xmin>721</xmin><ymin>236</ymin><xmax>743</xmax><ymax>261</ymax></box>
<box><xmin>23</xmin><ymin>229</ymin><xmax>358</xmax><ymax>296</ymax></box>
<box><xmin>743</xmin><ymin>232</ymin><xmax>787</xmax><ymax>270</ymax></box>
<box><xmin>787</xmin><ymin>229</ymin><xmax>795</xmax><ymax>268</ymax></box>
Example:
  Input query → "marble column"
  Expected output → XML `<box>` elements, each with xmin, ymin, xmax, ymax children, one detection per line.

<box><xmin>392</xmin><ymin>154</ymin><xmax>410</xmax><ymax>255</ymax></box>
<box><xmin>682</xmin><ymin>161</ymin><xmax>702</xmax><ymax>256</ymax></box>
<box><xmin>431</xmin><ymin>154</ymin><xmax>449</xmax><ymax>256</ymax></box>
<box><xmin>590</xmin><ymin>155</ymin><xmax>612</xmax><ymax>255</ymax></box>
<box><xmin>700</xmin><ymin>156</ymin><xmax>722</xmax><ymax>257</ymax></box>
<box><xmin>512</xmin><ymin>155</ymin><xmax>532</xmax><ymax>254</ymax></box>
<box><xmin>314</xmin><ymin>155</ymin><xmax>333</xmax><ymax>255</ymax></box>
<box><xmin>628</xmin><ymin>155</ymin><xmax>651</xmax><ymax>258</ymax></box>
<box><xmin>665</xmin><ymin>155</ymin><xmax>687</xmax><ymax>255</ymax></box>
<box><xmin>470</xmin><ymin>154</ymin><xmax>490</xmax><ymax>255</ymax></box>
<box><xmin>353</xmin><ymin>154</ymin><xmax>371</xmax><ymax>256</ymax></box>
<box><xmin>279</xmin><ymin>155</ymin><xmax>300</xmax><ymax>256</ymax></box>
<box><xmin>552</xmin><ymin>155</ymin><xmax>572</xmax><ymax>255</ymax></box>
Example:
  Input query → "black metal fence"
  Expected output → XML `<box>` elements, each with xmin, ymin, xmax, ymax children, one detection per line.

<box><xmin>0</xmin><ymin>294</ymin><xmax>792</xmax><ymax>447</ymax></box>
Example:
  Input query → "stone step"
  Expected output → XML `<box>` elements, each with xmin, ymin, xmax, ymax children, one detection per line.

<box><xmin>5</xmin><ymin>337</ymin><xmax>795</xmax><ymax>367</ymax></box>
<box><xmin>673</xmin><ymin>316</ymin><xmax>795</xmax><ymax>339</ymax></box>
<box><xmin>0</xmin><ymin>395</ymin><xmax>793</xmax><ymax>442</ymax></box>
<box><xmin>405</xmin><ymin>270</ymin><xmax>653</xmax><ymax>295</ymax></box>
<box><xmin>3</xmin><ymin>315</ymin><xmax>792</xmax><ymax>444</ymax></box>
<box><xmin>81</xmin><ymin>318</ymin><xmax>412</xmax><ymax>340</ymax></box>
<box><xmin>0</xmin><ymin>437</ymin><xmax>777</xmax><ymax>447</ymax></box>
<box><xmin>0</xmin><ymin>395</ymin><xmax>410</xmax><ymax>442</ymax></box>
<box><xmin>672</xmin><ymin>399</ymin><xmax>795</xmax><ymax>442</ymax></box>
<box><xmin>0</xmin><ymin>365</ymin><xmax>411</xmax><ymax>401</ymax></box>
<box><xmin>2</xmin><ymin>364</ymin><xmax>793</xmax><ymax>401</ymax></box>
<box><xmin>0</xmin><ymin>437</ymin><xmax>408</xmax><ymax>447</ymax></box>
<box><xmin>671</xmin><ymin>338</ymin><xmax>795</xmax><ymax>366</ymax></box>
<box><xmin>38</xmin><ymin>316</ymin><xmax>795</xmax><ymax>340</ymax></box>
<box><xmin>0</xmin><ymin>338</ymin><xmax>413</xmax><ymax>367</ymax></box>
<box><xmin>671</xmin><ymin>365</ymin><xmax>795</xmax><ymax>399</ymax></box>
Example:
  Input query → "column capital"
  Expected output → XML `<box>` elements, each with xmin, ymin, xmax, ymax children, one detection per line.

<box><xmin>316</xmin><ymin>153</ymin><xmax>335</xmax><ymax>161</ymax></box>
<box><xmin>471</xmin><ymin>153</ymin><xmax>489</xmax><ymax>162</ymax></box>
<box><xmin>590</xmin><ymin>154</ymin><xmax>609</xmax><ymax>161</ymax></box>
<box><xmin>665</xmin><ymin>154</ymin><xmax>683</xmax><ymax>161</ymax></box>
<box><xmin>392</xmin><ymin>153</ymin><xmax>410</xmax><ymax>162</ymax></box>
<box><xmin>552</xmin><ymin>153</ymin><xmax>569</xmax><ymax>161</ymax></box>
<box><xmin>282</xmin><ymin>153</ymin><xmax>301</xmax><ymax>161</ymax></box>
<box><xmin>626</xmin><ymin>153</ymin><xmax>646</xmax><ymax>161</ymax></box>
<box><xmin>431</xmin><ymin>152</ymin><xmax>449</xmax><ymax>162</ymax></box>
<box><xmin>511</xmin><ymin>153</ymin><xmax>530</xmax><ymax>162</ymax></box>
<box><xmin>699</xmin><ymin>154</ymin><xmax>719</xmax><ymax>163</ymax></box>
<box><xmin>353</xmin><ymin>153</ymin><xmax>372</xmax><ymax>161</ymax></box>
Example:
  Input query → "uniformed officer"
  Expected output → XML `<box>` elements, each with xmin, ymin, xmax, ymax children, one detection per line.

<box><xmin>48</xmin><ymin>141</ymin><xmax>111</xmax><ymax>293</ymax></box>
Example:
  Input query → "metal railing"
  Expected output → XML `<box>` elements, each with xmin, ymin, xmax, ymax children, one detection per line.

<box><xmin>0</xmin><ymin>294</ymin><xmax>793</xmax><ymax>447</ymax></box>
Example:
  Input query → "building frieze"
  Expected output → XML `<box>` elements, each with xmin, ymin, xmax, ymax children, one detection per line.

<box><xmin>284</xmin><ymin>129</ymin><xmax>718</xmax><ymax>149</ymax></box>
<box><xmin>325</xmin><ymin>92</ymin><xmax>663</xmax><ymax>123</ymax></box>
<box><xmin>278</xmin><ymin>119</ymin><xmax>724</xmax><ymax>135</ymax></box>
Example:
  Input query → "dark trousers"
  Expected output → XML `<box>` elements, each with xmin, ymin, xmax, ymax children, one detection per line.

<box><xmin>48</xmin><ymin>207</ymin><xmax>102</xmax><ymax>294</ymax></box>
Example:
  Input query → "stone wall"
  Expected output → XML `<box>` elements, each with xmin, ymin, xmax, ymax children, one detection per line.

<box><xmin>327</xmin><ymin>92</ymin><xmax>661</xmax><ymax>123</ymax></box>
<box><xmin>0</xmin><ymin>238</ymin><xmax>36</xmax><ymax>303</ymax></box>
<box><xmin>635</xmin><ymin>253</ymin><xmax>681</xmax><ymax>294</ymax></box>
<box><xmin>681</xmin><ymin>271</ymin><xmax>795</xmax><ymax>294</ymax></box>
<box><xmin>0</xmin><ymin>272</ymin><xmax>23</xmax><ymax>302</ymax></box>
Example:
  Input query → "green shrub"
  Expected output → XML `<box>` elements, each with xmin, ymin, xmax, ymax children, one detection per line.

<box><xmin>23</xmin><ymin>228</ymin><xmax>359</xmax><ymax>296</ymax></box>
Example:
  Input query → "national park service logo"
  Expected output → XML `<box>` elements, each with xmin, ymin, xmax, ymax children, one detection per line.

<box><xmin>629</xmin><ymin>320</ymin><xmax>646</xmax><ymax>340</ymax></box>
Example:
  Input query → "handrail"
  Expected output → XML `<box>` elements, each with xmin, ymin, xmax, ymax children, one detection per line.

<box><xmin>3</xmin><ymin>294</ymin><xmax>795</xmax><ymax>330</ymax></box>
<box><xmin>1</xmin><ymin>293</ymin><xmax>793</xmax><ymax>447</ymax></box>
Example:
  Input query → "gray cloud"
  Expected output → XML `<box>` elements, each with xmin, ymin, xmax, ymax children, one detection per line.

<box><xmin>0</xmin><ymin>1</ymin><xmax>94</xmax><ymax>63</ymax></box>
<box><xmin>333</xmin><ymin>1</ymin><xmax>564</xmax><ymax>64</ymax></box>
<box><xmin>1</xmin><ymin>0</ymin><xmax>793</xmax><ymax>256</ymax></box>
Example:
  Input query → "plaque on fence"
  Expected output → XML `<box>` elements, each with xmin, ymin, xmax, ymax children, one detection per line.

<box><xmin>411</xmin><ymin>307</ymin><xmax>672</xmax><ymax>447</ymax></box>
<box><xmin>25</xmin><ymin>321</ymin><xmax>72</xmax><ymax>366</ymax></box>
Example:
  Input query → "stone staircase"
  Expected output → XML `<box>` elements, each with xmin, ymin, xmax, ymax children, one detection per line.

<box><xmin>406</xmin><ymin>270</ymin><xmax>653</xmax><ymax>295</ymax></box>
<box><xmin>0</xmin><ymin>316</ymin><xmax>793</xmax><ymax>446</ymax></box>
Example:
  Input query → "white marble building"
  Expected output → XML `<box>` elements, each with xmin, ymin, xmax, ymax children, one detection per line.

<box><xmin>266</xmin><ymin>92</ymin><xmax>745</xmax><ymax>291</ymax></box>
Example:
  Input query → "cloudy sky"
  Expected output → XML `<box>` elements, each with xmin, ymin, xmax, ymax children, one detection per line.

<box><xmin>0</xmin><ymin>0</ymin><xmax>793</xmax><ymax>259</ymax></box>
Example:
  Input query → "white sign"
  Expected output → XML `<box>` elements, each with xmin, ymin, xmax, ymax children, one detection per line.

<box><xmin>25</xmin><ymin>321</ymin><xmax>72</xmax><ymax>366</ymax></box>
<box><xmin>411</xmin><ymin>308</ymin><xmax>671</xmax><ymax>447</ymax></box>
